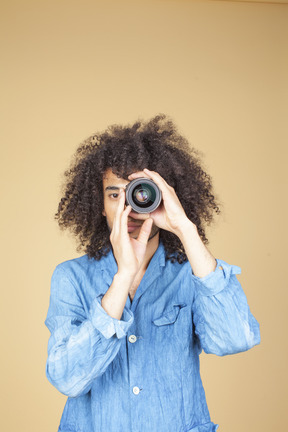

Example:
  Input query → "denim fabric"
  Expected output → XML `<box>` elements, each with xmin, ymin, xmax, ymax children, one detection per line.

<box><xmin>45</xmin><ymin>242</ymin><xmax>260</xmax><ymax>432</ymax></box>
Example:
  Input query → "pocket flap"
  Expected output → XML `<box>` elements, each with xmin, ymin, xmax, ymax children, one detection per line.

<box><xmin>152</xmin><ymin>303</ymin><xmax>187</xmax><ymax>326</ymax></box>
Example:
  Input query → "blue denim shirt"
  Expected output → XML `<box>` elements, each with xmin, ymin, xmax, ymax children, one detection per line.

<box><xmin>45</xmin><ymin>242</ymin><xmax>260</xmax><ymax>432</ymax></box>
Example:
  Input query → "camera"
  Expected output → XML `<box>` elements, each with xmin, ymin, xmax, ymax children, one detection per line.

<box><xmin>125</xmin><ymin>178</ymin><xmax>162</xmax><ymax>214</ymax></box>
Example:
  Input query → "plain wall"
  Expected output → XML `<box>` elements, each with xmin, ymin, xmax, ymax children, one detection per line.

<box><xmin>1</xmin><ymin>0</ymin><xmax>287</xmax><ymax>431</ymax></box>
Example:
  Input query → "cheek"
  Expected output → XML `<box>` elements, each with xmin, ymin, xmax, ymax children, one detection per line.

<box><xmin>102</xmin><ymin>210</ymin><xmax>113</xmax><ymax>232</ymax></box>
<box><xmin>102</xmin><ymin>198</ymin><xmax>111</xmax><ymax>218</ymax></box>
<box><xmin>102</xmin><ymin>201</ymin><xmax>117</xmax><ymax>225</ymax></box>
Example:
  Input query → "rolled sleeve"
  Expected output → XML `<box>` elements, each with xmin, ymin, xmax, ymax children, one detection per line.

<box><xmin>90</xmin><ymin>295</ymin><xmax>134</xmax><ymax>339</ymax></box>
<box><xmin>191</xmin><ymin>259</ymin><xmax>260</xmax><ymax>355</ymax></box>
<box><xmin>192</xmin><ymin>259</ymin><xmax>241</xmax><ymax>296</ymax></box>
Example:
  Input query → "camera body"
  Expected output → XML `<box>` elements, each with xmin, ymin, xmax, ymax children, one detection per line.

<box><xmin>125</xmin><ymin>178</ymin><xmax>162</xmax><ymax>214</ymax></box>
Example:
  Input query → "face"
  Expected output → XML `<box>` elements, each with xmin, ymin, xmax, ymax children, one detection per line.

<box><xmin>102</xmin><ymin>169</ymin><xmax>160</xmax><ymax>241</ymax></box>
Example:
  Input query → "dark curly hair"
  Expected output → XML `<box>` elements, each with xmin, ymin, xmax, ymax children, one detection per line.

<box><xmin>55</xmin><ymin>114</ymin><xmax>220</xmax><ymax>264</ymax></box>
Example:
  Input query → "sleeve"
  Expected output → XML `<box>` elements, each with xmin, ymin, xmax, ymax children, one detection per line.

<box><xmin>191</xmin><ymin>259</ymin><xmax>261</xmax><ymax>356</ymax></box>
<box><xmin>44</xmin><ymin>266</ymin><xmax>134</xmax><ymax>398</ymax></box>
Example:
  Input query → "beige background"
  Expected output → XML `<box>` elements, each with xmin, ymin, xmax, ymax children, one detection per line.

<box><xmin>1</xmin><ymin>0</ymin><xmax>287</xmax><ymax>431</ymax></box>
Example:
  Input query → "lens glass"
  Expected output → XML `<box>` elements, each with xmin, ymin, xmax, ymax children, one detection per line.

<box><xmin>134</xmin><ymin>188</ymin><xmax>150</xmax><ymax>203</ymax></box>
<box><xmin>132</xmin><ymin>183</ymin><xmax>156</xmax><ymax>208</ymax></box>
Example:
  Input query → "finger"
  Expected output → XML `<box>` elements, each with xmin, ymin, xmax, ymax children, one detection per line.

<box><xmin>143</xmin><ymin>168</ymin><xmax>171</xmax><ymax>189</ymax></box>
<box><xmin>136</xmin><ymin>218</ymin><xmax>153</xmax><ymax>244</ymax></box>
<box><xmin>128</xmin><ymin>211</ymin><xmax>150</xmax><ymax>221</ymax></box>
<box><xmin>128</xmin><ymin>171</ymin><xmax>150</xmax><ymax>180</ymax></box>
<box><xmin>113</xmin><ymin>190</ymin><xmax>126</xmax><ymax>234</ymax></box>
<box><xmin>120</xmin><ymin>204</ymin><xmax>132</xmax><ymax>235</ymax></box>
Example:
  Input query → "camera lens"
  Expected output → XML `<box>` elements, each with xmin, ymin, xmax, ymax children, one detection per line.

<box><xmin>126</xmin><ymin>178</ymin><xmax>162</xmax><ymax>213</ymax></box>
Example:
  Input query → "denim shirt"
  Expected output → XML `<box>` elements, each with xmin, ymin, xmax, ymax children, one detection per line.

<box><xmin>45</xmin><ymin>242</ymin><xmax>260</xmax><ymax>432</ymax></box>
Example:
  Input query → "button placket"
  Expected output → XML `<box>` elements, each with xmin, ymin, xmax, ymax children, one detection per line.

<box><xmin>127</xmin><ymin>331</ymin><xmax>143</xmax><ymax>406</ymax></box>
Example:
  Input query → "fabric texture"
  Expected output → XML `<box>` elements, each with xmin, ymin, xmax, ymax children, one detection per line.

<box><xmin>45</xmin><ymin>242</ymin><xmax>260</xmax><ymax>432</ymax></box>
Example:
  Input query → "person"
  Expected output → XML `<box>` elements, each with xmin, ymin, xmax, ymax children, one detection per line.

<box><xmin>45</xmin><ymin>114</ymin><xmax>260</xmax><ymax>432</ymax></box>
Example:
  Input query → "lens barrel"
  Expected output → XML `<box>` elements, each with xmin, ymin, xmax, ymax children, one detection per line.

<box><xmin>125</xmin><ymin>178</ymin><xmax>162</xmax><ymax>213</ymax></box>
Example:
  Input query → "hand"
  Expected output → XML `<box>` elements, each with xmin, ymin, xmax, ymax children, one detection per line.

<box><xmin>128</xmin><ymin>169</ymin><xmax>194</xmax><ymax>237</ymax></box>
<box><xmin>110</xmin><ymin>190</ymin><xmax>153</xmax><ymax>277</ymax></box>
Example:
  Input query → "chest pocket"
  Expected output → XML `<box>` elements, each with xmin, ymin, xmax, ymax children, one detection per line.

<box><xmin>152</xmin><ymin>303</ymin><xmax>187</xmax><ymax>326</ymax></box>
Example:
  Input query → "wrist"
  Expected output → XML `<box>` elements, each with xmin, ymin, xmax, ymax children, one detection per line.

<box><xmin>114</xmin><ymin>270</ymin><xmax>136</xmax><ymax>285</ymax></box>
<box><xmin>174</xmin><ymin>218</ymin><xmax>198</xmax><ymax>242</ymax></box>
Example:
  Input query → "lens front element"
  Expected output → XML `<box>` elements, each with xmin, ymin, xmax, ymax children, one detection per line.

<box><xmin>134</xmin><ymin>187</ymin><xmax>150</xmax><ymax>204</ymax></box>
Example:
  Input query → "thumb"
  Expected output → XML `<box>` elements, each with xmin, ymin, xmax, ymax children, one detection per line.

<box><xmin>136</xmin><ymin>218</ymin><xmax>153</xmax><ymax>244</ymax></box>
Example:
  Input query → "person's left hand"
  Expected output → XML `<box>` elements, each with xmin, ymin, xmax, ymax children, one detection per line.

<box><xmin>128</xmin><ymin>168</ymin><xmax>194</xmax><ymax>237</ymax></box>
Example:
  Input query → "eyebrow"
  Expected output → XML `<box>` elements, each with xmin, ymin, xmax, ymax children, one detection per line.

<box><xmin>104</xmin><ymin>186</ymin><xmax>121</xmax><ymax>192</ymax></box>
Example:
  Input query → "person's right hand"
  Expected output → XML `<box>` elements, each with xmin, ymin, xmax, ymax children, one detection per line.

<box><xmin>109</xmin><ymin>190</ymin><xmax>153</xmax><ymax>277</ymax></box>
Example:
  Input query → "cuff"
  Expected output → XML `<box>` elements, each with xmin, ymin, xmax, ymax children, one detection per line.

<box><xmin>192</xmin><ymin>259</ymin><xmax>241</xmax><ymax>296</ymax></box>
<box><xmin>90</xmin><ymin>295</ymin><xmax>134</xmax><ymax>339</ymax></box>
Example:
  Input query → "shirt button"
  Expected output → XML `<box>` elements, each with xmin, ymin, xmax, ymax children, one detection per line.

<box><xmin>133</xmin><ymin>386</ymin><xmax>140</xmax><ymax>395</ymax></box>
<box><xmin>128</xmin><ymin>335</ymin><xmax>137</xmax><ymax>343</ymax></box>
<box><xmin>219</xmin><ymin>265</ymin><xmax>223</xmax><ymax>270</ymax></box>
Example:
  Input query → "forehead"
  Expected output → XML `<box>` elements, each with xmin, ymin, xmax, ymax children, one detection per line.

<box><xmin>103</xmin><ymin>168</ymin><xmax>129</xmax><ymax>189</ymax></box>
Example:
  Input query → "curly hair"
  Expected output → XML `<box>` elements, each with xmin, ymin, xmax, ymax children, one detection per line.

<box><xmin>55</xmin><ymin>114</ymin><xmax>220</xmax><ymax>264</ymax></box>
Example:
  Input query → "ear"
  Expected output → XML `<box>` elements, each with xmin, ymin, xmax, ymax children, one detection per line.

<box><xmin>102</xmin><ymin>209</ymin><xmax>106</xmax><ymax>217</ymax></box>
